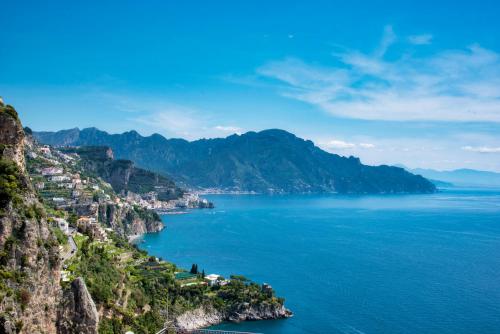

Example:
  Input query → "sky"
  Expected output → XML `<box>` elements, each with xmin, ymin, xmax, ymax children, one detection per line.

<box><xmin>1</xmin><ymin>0</ymin><xmax>500</xmax><ymax>172</ymax></box>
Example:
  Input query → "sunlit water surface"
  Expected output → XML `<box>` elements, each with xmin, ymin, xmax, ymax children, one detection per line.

<box><xmin>141</xmin><ymin>188</ymin><xmax>500</xmax><ymax>334</ymax></box>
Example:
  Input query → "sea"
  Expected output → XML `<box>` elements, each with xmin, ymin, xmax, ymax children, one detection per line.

<box><xmin>140</xmin><ymin>187</ymin><xmax>500</xmax><ymax>334</ymax></box>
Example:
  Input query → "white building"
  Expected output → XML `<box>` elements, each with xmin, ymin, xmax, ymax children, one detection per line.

<box><xmin>42</xmin><ymin>167</ymin><xmax>63</xmax><ymax>176</ymax></box>
<box><xmin>205</xmin><ymin>274</ymin><xmax>221</xmax><ymax>287</ymax></box>
<box><xmin>51</xmin><ymin>175</ymin><xmax>70</xmax><ymax>182</ymax></box>
<box><xmin>40</xmin><ymin>146</ymin><xmax>51</xmax><ymax>155</ymax></box>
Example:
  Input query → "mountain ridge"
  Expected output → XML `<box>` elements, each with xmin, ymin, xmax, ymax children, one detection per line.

<box><xmin>403</xmin><ymin>166</ymin><xmax>500</xmax><ymax>187</ymax></box>
<box><xmin>34</xmin><ymin>127</ymin><xmax>436</xmax><ymax>194</ymax></box>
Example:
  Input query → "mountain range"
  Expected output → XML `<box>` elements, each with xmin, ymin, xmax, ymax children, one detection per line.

<box><xmin>34</xmin><ymin>127</ymin><xmax>436</xmax><ymax>194</ymax></box>
<box><xmin>403</xmin><ymin>167</ymin><xmax>500</xmax><ymax>187</ymax></box>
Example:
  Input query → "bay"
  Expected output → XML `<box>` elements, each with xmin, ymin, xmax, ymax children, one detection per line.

<box><xmin>141</xmin><ymin>188</ymin><xmax>500</xmax><ymax>334</ymax></box>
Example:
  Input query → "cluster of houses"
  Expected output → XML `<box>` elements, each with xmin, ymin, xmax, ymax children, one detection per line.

<box><xmin>125</xmin><ymin>191</ymin><xmax>212</xmax><ymax>211</ymax></box>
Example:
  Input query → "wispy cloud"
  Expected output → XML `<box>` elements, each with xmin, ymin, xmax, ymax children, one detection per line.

<box><xmin>325</xmin><ymin>139</ymin><xmax>356</xmax><ymax>149</ymax></box>
<box><xmin>462</xmin><ymin>146</ymin><xmax>500</xmax><ymax>153</ymax></box>
<box><xmin>214</xmin><ymin>125</ymin><xmax>243</xmax><ymax>135</ymax></box>
<box><xmin>322</xmin><ymin>139</ymin><xmax>375</xmax><ymax>150</ymax></box>
<box><xmin>408</xmin><ymin>34</ymin><xmax>433</xmax><ymax>45</ymax></box>
<box><xmin>257</xmin><ymin>27</ymin><xmax>500</xmax><ymax>122</ymax></box>
<box><xmin>132</xmin><ymin>106</ymin><xmax>203</xmax><ymax>139</ymax></box>
<box><xmin>375</xmin><ymin>25</ymin><xmax>396</xmax><ymax>57</ymax></box>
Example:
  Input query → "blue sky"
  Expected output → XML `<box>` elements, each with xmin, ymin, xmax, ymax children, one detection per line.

<box><xmin>1</xmin><ymin>0</ymin><xmax>500</xmax><ymax>171</ymax></box>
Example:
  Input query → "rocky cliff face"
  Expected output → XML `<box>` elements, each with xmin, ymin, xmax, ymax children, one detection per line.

<box><xmin>174</xmin><ymin>302</ymin><xmax>292</xmax><ymax>330</ymax></box>
<box><xmin>97</xmin><ymin>202</ymin><xmax>164</xmax><ymax>236</ymax></box>
<box><xmin>61</xmin><ymin>146</ymin><xmax>183</xmax><ymax>200</ymax></box>
<box><xmin>0</xmin><ymin>104</ymin><xmax>62</xmax><ymax>333</ymax></box>
<box><xmin>0</xmin><ymin>105</ymin><xmax>26</xmax><ymax>170</ymax></box>
<box><xmin>0</xmin><ymin>103</ymin><xmax>98</xmax><ymax>334</ymax></box>
<box><xmin>174</xmin><ymin>306</ymin><xmax>225</xmax><ymax>330</ymax></box>
<box><xmin>57</xmin><ymin>277</ymin><xmax>99</xmax><ymax>334</ymax></box>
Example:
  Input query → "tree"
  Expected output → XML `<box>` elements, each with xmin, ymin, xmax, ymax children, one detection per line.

<box><xmin>190</xmin><ymin>264</ymin><xmax>198</xmax><ymax>274</ymax></box>
<box><xmin>201</xmin><ymin>269</ymin><xmax>205</xmax><ymax>279</ymax></box>
<box><xmin>68</xmin><ymin>212</ymin><xmax>78</xmax><ymax>227</ymax></box>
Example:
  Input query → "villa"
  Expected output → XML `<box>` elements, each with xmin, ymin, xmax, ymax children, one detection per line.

<box><xmin>205</xmin><ymin>274</ymin><xmax>221</xmax><ymax>287</ymax></box>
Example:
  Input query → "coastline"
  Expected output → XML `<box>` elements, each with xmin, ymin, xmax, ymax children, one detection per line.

<box><xmin>128</xmin><ymin>233</ymin><xmax>144</xmax><ymax>244</ymax></box>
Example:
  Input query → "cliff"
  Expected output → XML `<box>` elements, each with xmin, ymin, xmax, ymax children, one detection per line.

<box><xmin>61</xmin><ymin>146</ymin><xmax>183</xmax><ymax>200</ymax></box>
<box><xmin>0</xmin><ymin>103</ymin><xmax>62</xmax><ymax>333</ymax></box>
<box><xmin>0</xmin><ymin>103</ymin><xmax>98</xmax><ymax>334</ymax></box>
<box><xmin>97</xmin><ymin>202</ymin><xmax>164</xmax><ymax>235</ymax></box>
<box><xmin>174</xmin><ymin>303</ymin><xmax>292</xmax><ymax>330</ymax></box>
<box><xmin>57</xmin><ymin>277</ymin><xmax>99</xmax><ymax>334</ymax></box>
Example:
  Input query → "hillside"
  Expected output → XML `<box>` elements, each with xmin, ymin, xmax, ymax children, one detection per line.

<box><xmin>59</xmin><ymin>146</ymin><xmax>184</xmax><ymax>201</ymax></box>
<box><xmin>1</xmin><ymin>101</ymin><xmax>291</xmax><ymax>333</ymax></box>
<box><xmin>35</xmin><ymin>128</ymin><xmax>436</xmax><ymax>194</ymax></box>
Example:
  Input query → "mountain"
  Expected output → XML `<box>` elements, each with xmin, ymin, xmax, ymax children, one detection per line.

<box><xmin>59</xmin><ymin>146</ymin><xmax>184</xmax><ymax>200</ymax></box>
<box><xmin>408</xmin><ymin>168</ymin><xmax>500</xmax><ymax>187</ymax></box>
<box><xmin>34</xmin><ymin>128</ymin><xmax>436</xmax><ymax>194</ymax></box>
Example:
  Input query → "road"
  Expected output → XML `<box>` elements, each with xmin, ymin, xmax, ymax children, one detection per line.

<box><xmin>60</xmin><ymin>228</ymin><xmax>77</xmax><ymax>262</ymax></box>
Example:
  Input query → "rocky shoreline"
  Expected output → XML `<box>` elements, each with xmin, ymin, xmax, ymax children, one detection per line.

<box><xmin>174</xmin><ymin>303</ymin><xmax>293</xmax><ymax>330</ymax></box>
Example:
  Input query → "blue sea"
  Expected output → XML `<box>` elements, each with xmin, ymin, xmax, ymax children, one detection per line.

<box><xmin>141</xmin><ymin>188</ymin><xmax>500</xmax><ymax>334</ymax></box>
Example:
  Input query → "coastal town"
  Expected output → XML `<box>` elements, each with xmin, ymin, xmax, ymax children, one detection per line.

<box><xmin>24</xmin><ymin>134</ymin><xmax>218</xmax><ymax>285</ymax></box>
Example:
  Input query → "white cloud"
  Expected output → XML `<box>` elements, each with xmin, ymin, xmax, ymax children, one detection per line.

<box><xmin>462</xmin><ymin>146</ymin><xmax>500</xmax><ymax>153</ymax></box>
<box><xmin>321</xmin><ymin>139</ymin><xmax>376</xmax><ymax>150</ymax></box>
<box><xmin>257</xmin><ymin>27</ymin><xmax>500</xmax><ymax>122</ymax></box>
<box><xmin>133</xmin><ymin>106</ymin><xmax>202</xmax><ymax>138</ymax></box>
<box><xmin>375</xmin><ymin>25</ymin><xmax>396</xmax><ymax>57</ymax></box>
<box><xmin>214</xmin><ymin>125</ymin><xmax>243</xmax><ymax>134</ymax></box>
<box><xmin>408</xmin><ymin>34</ymin><xmax>433</xmax><ymax>45</ymax></box>
<box><xmin>325</xmin><ymin>140</ymin><xmax>356</xmax><ymax>149</ymax></box>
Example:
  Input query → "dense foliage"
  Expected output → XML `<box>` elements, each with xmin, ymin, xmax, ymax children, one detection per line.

<box><xmin>0</xmin><ymin>158</ymin><xmax>24</xmax><ymax>209</ymax></box>
<box><xmin>69</xmin><ymin>229</ymin><xmax>283</xmax><ymax>334</ymax></box>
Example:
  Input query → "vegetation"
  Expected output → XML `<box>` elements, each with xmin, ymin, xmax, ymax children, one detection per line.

<box><xmin>0</xmin><ymin>158</ymin><xmax>25</xmax><ymax>209</ymax></box>
<box><xmin>0</xmin><ymin>104</ymin><xmax>19</xmax><ymax>121</ymax></box>
<box><xmin>68</xmin><ymin>226</ymin><xmax>283</xmax><ymax>334</ymax></box>
<box><xmin>51</xmin><ymin>226</ymin><xmax>68</xmax><ymax>245</ymax></box>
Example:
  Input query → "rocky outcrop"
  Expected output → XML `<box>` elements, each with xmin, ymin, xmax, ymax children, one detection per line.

<box><xmin>0</xmin><ymin>103</ymin><xmax>62</xmax><ymax>334</ymax></box>
<box><xmin>97</xmin><ymin>202</ymin><xmax>164</xmax><ymax>237</ymax></box>
<box><xmin>227</xmin><ymin>302</ymin><xmax>292</xmax><ymax>322</ymax></box>
<box><xmin>174</xmin><ymin>306</ymin><xmax>225</xmax><ymax>330</ymax></box>
<box><xmin>0</xmin><ymin>106</ymin><xmax>25</xmax><ymax>171</ymax></box>
<box><xmin>57</xmin><ymin>277</ymin><xmax>99</xmax><ymax>334</ymax></box>
<box><xmin>174</xmin><ymin>303</ymin><xmax>292</xmax><ymax>330</ymax></box>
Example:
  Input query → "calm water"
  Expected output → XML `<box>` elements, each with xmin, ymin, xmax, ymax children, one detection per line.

<box><xmin>141</xmin><ymin>188</ymin><xmax>500</xmax><ymax>334</ymax></box>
